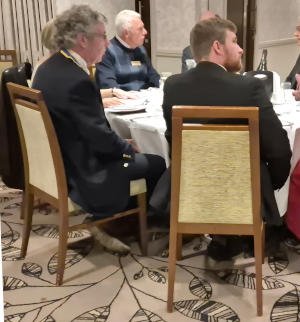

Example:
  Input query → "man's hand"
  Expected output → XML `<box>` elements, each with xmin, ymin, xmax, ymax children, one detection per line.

<box><xmin>103</xmin><ymin>97</ymin><xmax>123</xmax><ymax>108</ymax></box>
<box><xmin>126</xmin><ymin>139</ymin><xmax>140</xmax><ymax>152</ymax></box>
<box><xmin>113</xmin><ymin>88</ymin><xmax>140</xmax><ymax>99</ymax></box>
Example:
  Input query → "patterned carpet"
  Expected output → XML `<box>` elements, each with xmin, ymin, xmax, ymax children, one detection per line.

<box><xmin>2</xmin><ymin>186</ymin><xmax>300</xmax><ymax>322</ymax></box>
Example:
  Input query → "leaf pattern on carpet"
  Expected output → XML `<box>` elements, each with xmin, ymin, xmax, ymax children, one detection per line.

<box><xmin>4</xmin><ymin>202</ymin><xmax>22</xmax><ymax>209</ymax></box>
<box><xmin>189</xmin><ymin>277</ymin><xmax>212</xmax><ymax>299</ymax></box>
<box><xmin>271</xmin><ymin>287</ymin><xmax>300</xmax><ymax>321</ymax></box>
<box><xmin>134</xmin><ymin>269</ymin><xmax>144</xmax><ymax>280</ymax></box>
<box><xmin>130</xmin><ymin>309</ymin><xmax>165</xmax><ymax>322</ymax></box>
<box><xmin>32</xmin><ymin>225</ymin><xmax>85</xmax><ymax>239</ymax></box>
<box><xmin>217</xmin><ymin>269</ymin><xmax>284</xmax><ymax>289</ymax></box>
<box><xmin>148</xmin><ymin>270</ymin><xmax>166</xmax><ymax>284</ymax></box>
<box><xmin>3</xmin><ymin>276</ymin><xmax>27</xmax><ymax>290</ymax></box>
<box><xmin>174</xmin><ymin>299</ymin><xmax>240</xmax><ymax>321</ymax></box>
<box><xmin>41</xmin><ymin>316</ymin><xmax>55</xmax><ymax>322</ymax></box>
<box><xmin>4</xmin><ymin>301</ymin><xmax>10</xmax><ymax>308</ymax></box>
<box><xmin>1</xmin><ymin>229</ymin><xmax>20</xmax><ymax>247</ymax></box>
<box><xmin>158</xmin><ymin>266</ymin><xmax>168</xmax><ymax>272</ymax></box>
<box><xmin>22</xmin><ymin>262</ymin><xmax>43</xmax><ymax>278</ymax></box>
<box><xmin>48</xmin><ymin>237</ymin><xmax>94</xmax><ymax>274</ymax></box>
<box><xmin>4</xmin><ymin>313</ymin><xmax>25</xmax><ymax>321</ymax></box>
<box><xmin>2</xmin><ymin>245</ymin><xmax>22</xmax><ymax>261</ymax></box>
<box><xmin>72</xmin><ymin>306</ymin><xmax>110</xmax><ymax>321</ymax></box>
<box><xmin>268</xmin><ymin>252</ymin><xmax>289</xmax><ymax>274</ymax></box>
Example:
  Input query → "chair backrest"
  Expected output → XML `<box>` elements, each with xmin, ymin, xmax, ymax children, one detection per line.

<box><xmin>0</xmin><ymin>50</ymin><xmax>18</xmax><ymax>76</ymax></box>
<box><xmin>171</xmin><ymin>106</ymin><xmax>260</xmax><ymax>226</ymax></box>
<box><xmin>6</xmin><ymin>82</ymin><xmax>68</xmax><ymax>205</ymax></box>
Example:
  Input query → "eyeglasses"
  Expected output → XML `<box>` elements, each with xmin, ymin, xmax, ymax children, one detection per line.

<box><xmin>89</xmin><ymin>32</ymin><xmax>107</xmax><ymax>40</ymax></box>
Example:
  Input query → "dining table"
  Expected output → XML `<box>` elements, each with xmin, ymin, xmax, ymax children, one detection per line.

<box><xmin>105</xmin><ymin>87</ymin><xmax>300</xmax><ymax>217</ymax></box>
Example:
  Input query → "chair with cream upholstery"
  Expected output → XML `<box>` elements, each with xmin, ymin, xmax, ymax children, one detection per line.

<box><xmin>167</xmin><ymin>106</ymin><xmax>265</xmax><ymax>316</ymax></box>
<box><xmin>0</xmin><ymin>50</ymin><xmax>17</xmax><ymax>75</ymax></box>
<box><xmin>7</xmin><ymin>82</ymin><xmax>148</xmax><ymax>286</ymax></box>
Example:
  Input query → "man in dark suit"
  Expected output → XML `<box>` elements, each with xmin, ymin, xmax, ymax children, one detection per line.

<box><xmin>163</xmin><ymin>18</ymin><xmax>292</xmax><ymax>260</ymax></box>
<box><xmin>32</xmin><ymin>5</ymin><xmax>165</xmax><ymax>254</ymax></box>
<box><xmin>287</xmin><ymin>21</ymin><xmax>300</xmax><ymax>99</ymax></box>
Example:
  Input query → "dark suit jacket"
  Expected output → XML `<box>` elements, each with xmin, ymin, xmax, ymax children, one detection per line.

<box><xmin>163</xmin><ymin>61</ymin><xmax>292</xmax><ymax>225</ymax></box>
<box><xmin>96</xmin><ymin>37</ymin><xmax>159</xmax><ymax>91</ymax></box>
<box><xmin>32</xmin><ymin>52</ymin><xmax>136</xmax><ymax>217</ymax></box>
<box><xmin>181</xmin><ymin>46</ymin><xmax>193</xmax><ymax>73</ymax></box>
<box><xmin>286</xmin><ymin>54</ymin><xmax>300</xmax><ymax>89</ymax></box>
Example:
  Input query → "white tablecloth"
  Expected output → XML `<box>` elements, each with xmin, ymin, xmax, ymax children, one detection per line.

<box><xmin>106</xmin><ymin>88</ymin><xmax>300</xmax><ymax>216</ymax></box>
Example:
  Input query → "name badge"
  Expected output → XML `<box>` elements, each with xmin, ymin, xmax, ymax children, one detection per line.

<box><xmin>131</xmin><ymin>60</ymin><xmax>141</xmax><ymax>66</ymax></box>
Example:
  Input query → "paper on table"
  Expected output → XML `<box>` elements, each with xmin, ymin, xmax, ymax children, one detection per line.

<box><xmin>105</xmin><ymin>106</ymin><xmax>146</xmax><ymax>113</ymax></box>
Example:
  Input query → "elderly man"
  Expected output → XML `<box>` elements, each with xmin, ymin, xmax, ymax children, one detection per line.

<box><xmin>286</xmin><ymin>21</ymin><xmax>300</xmax><ymax>100</ymax></box>
<box><xmin>162</xmin><ymin>18</ymin><xmax>291</xmax><ymax>260</ymax></box>
<box><xmin>96</xmin><ymin>9</ymin><xmax>159</xmax><ymax>91</ymax></box>
<box><xmin>32</xmin><ymin>5</ymin><xmax>165</xmax><ymax>254</ymax></box>
<box><xmin>181</xmin><ymin>11</ymin><xmax>218</xmax><ymax>72</ymax></box>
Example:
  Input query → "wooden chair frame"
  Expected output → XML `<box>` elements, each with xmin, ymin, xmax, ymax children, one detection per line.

<box><xmin>7</xmin><ymin>82</ymin><xmax>148</xmax><ymax>286</ymax></box>
<box><xmin>0</xmin><ymin>50</ymin><xmax>18</xmax><ymax>66</ymax></box>
<box><xmin>167</xmin><ymin>106</ymin><xmax>265</xmax><ymax>316</ymax></box>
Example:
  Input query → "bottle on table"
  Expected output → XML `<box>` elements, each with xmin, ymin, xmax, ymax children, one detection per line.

<box><xmin>256</xmin><ymin>49</ymin><xmax>268</xmax><ymax>71</ymax></box>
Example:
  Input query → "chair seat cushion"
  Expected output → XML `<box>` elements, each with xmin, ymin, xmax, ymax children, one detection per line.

<box><xmin>67</xmin><ymin>178</ymin><xmax>146</xmax><ymax>212</ymax></box>
<box><xmin>130</xmin><ymin>178</ymin><xmax>147</xmax><ymax>196</ymax></box>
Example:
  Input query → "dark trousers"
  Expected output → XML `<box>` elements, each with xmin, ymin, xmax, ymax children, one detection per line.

<box><xmin>127</xmin><ymin>153</ymin><xmax>166</xmax><ymax>200</ymax></box>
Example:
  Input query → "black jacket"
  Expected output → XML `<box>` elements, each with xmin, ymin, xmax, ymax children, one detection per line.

<box><xmin>32</xmin><ymin>52</ymin><xmax>136</xmax><ymax>217</ymax></box>
<box><xmin>162</xmin><ymin>61</ymin><xmax>292</xmax><ymax>225</ymax></box>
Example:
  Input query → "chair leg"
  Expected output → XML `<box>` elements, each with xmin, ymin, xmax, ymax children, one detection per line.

<box><xmin>261</xmin><ymin>222</ymin><xmax>265</xmax><ymax>264</ymax></box>
<box><xmin>21</xmin><ymin>190</ymin><xmax>34</xmax><ymax>258</ymax></box>
<box><xmin>137</xmin><ymin>193</ymin><xmax>148</xmax><ymax>256</ymax></box>
<box><xmin>254</xmin><ymin>232</ymin><xmax>263</xmax><ymax>316</ymax></box>
<box><xmin>176</xmin><ymin>234</ymin><xmax>182</xmax><ymax>260</ymax></box>
<box><xmin>167</xmin><ymin>227</ymin><xmax>178</xmax><ymax>313</ymax></box>
<box><xmin>56</xmin><ymin>209</ymin><xmax>69</xmax><ymax>286</ymax></box>
<box><xmin>20</xmin><ymin>190</ymin><xmax>26</xmax><ymax>219</ymax></box>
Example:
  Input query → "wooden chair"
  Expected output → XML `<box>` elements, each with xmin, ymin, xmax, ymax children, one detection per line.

<box><xmin>167</xmin><ymin>106</ymin><xmax>265</xmax><ymax>316</ymax></box>
<box><xmin>0</xmin><ymin>50</ymin><xmax>17</xmax><ymax>75</ymax></box>
<box><xmin>7</xmin><ymin>82</ymin><xmax>148</xmax><ymax>286</ymax></box>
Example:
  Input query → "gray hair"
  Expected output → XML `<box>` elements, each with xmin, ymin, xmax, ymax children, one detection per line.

<box><xmin>41</xmin><ymin>19</ymin><xmax>58</xmax><ymax>53</ymax></box>
<box><xmin>54</xmin><ymin>5</ymin><xmax>107</xmax><ymax>49</ymax></box>
<box><xmin>115</xmin><ymin>10</ymin><xmax>141</xmax><ymax>37</ymax></box>
<box><xmin>190</xmin><ymin>18</ymin><xmax>237</xmax><ymax>63</ymax></box>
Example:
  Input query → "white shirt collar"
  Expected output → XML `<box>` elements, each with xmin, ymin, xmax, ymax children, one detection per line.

<box><xmin>116</xmin><ymin>35</ymin><xmax>131</xmax><ymax>49</ymax></box>
<box><xmin>68</xmin><ymin>50</ymin><xmax>90</xmax><ymax>75</ymax></box>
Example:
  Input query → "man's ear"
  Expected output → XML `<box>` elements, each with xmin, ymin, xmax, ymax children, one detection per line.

<box><xmin>77</xmin><ymin>32</ymin><xmax>88</xmax><ymax>48</ymax></box>
<box><xmin>212</xmin><ymin>40</ymin><xmax>223</xmax><ymax>56</ymax></box>
<box><xmin>123</xmin><ymin>29</ymin><xmax>130</xmax><ymax>40</ymax></box>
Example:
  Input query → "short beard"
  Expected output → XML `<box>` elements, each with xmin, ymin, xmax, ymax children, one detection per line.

<box><xmin>224</xmin><ymin>61</ymin><xmax>242</xmax><ymax>73</ymax></box>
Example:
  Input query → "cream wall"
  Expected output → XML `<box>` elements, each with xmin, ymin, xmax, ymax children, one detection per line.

<box><xmin>151</xmin><ymin>0</ymin><xmax>227</xmax><ymax>75</ymax></box>
<box><xmin>255</xmin><ymin>0</ymin><xmax>300</xmax><ymax>81</ymax></box>
<box><xmin>54</xmin><ymin>0</ymin><xmax>300</xmax><ymax>81</ymax></box>
<box><xmin>55</xmin><ymin>0</ymin><xmax>134</xmax><ymax>39</ymax></box>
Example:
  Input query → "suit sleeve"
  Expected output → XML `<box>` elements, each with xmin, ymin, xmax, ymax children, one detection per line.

<box><xmin>251</xmin><ymin>79</ymin><xmax>292</xmax><ymax>189</ymax></box>
<box><xmin>285</xmin><ymin>54</ymin><xmax>300</xmax><ymax>89</ymax></box>
<box><xmin>95</xmin><ymin>50</ymin><xmax>119</xmax><ymax>89</ymax></box>
<box><xmin>68</xmin><ymin>79</ymin><xmax>134</xmax><ymax>160</ymax></box>
<box><xmin>181</xmin><ymin>48</ymin><xmax>188</xmax><ymax>73</ymax></box>
<box><xmin>162</xmin><ymin>77</ymin><xmax>173</xmax><ymax>147</ymax></box>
